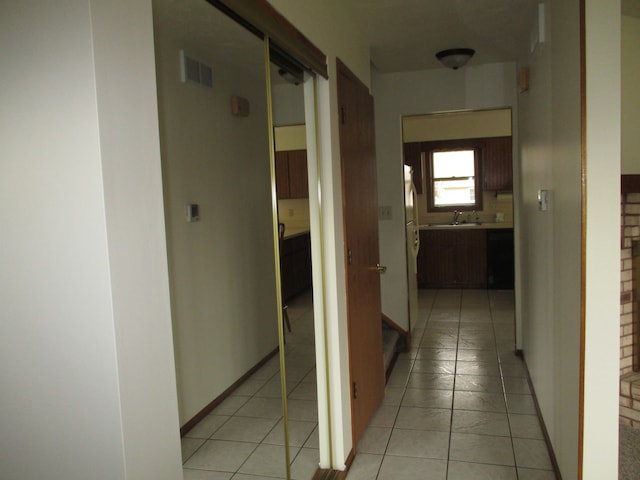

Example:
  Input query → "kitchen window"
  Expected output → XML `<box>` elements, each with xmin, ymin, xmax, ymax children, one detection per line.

<box><xmin>425</xmin><ymin>140</ymin><xmax>483</xmax><ymax>212</ymax></box>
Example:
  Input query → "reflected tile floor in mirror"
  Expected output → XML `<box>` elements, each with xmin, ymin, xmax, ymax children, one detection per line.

<box><xmin>181</xmin><ymin>290</ymin><xmax>318</xmax><ymax>480</ymax></box>
<box><xmin>348</xmin><ymin>289</ymin><xmax>556</xmax><ymax>480</ymax></box>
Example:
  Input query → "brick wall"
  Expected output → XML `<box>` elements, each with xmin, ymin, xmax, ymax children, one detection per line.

<box><xmin>621</xmin><ymin>193</ymin><xmax>640</xmax><ymax>375</ymax></box>
<box><xmin>620</xmin><ymin>192</ymin><xmax>640</xmax><ymax>427</ymax></box>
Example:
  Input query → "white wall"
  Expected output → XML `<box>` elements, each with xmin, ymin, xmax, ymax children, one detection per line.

<box><xmin>518</xmin><ymin>3</ymin><xmax>581</xmax><ymax>477</ymax></box>
<box><xmin>403</xmin><ymin>109</ymin><xmax>512</xmax><ymax>142</ymax></box>
<box><xmin>518</xmin><ymin>0</ymin><xmax>621</xmax><ymax>478</ymax></box>
<box><xmin>154</xmin><ymin>9</ymin><xmax>279</xmax><ymax>424</ymax></box>
<box><xmin>372</xmin><ymin>63</ymin><xmax>518</xmax><ymax>331</ymax></box>
<box><xmin>0</xmin><ymin>2</ymin><xmax>182</xmax><ymax>479</ymax></box>
<box><xmin>583</xmin><ymin>1</ymin><xmax>621</xmax><ymax>477</ymax></box>
<box><xmin>273</xmin><ymin>82</ymin><xmax>306</xmax><ymax>126</ymax></box>
<box><xmin>622</xmin><ymin>15</ymin><xmax>640</xmax><ymax>174</ymax></box>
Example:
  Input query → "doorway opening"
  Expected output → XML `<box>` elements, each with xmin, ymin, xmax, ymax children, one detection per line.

<box><xmin>401</xmin><ymin>109</ymin><xmax>515</xmax><ymax>322</ymax></box>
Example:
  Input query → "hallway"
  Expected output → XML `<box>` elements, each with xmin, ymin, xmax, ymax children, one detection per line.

<box><xmin>347</xmin><ymin>289</ymin><xmax>556</xmax><ymax>480</ymax></box>
<box><xmin>180</xmin><ymin>289</ymin><xmax>556</xmax><ymax>479</ymax></box>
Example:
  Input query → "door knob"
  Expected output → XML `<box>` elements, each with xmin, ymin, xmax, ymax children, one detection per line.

<box><xmin>376</xmin><ymin>263</ymin><xmax>387</xmax><ymax>273</ymax></box>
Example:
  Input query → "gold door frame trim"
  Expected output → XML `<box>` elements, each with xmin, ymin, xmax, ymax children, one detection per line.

<box><xmin>264</xmin><ymin>38</ymin><xmax>292</xmax><ymax>479</ymax></box>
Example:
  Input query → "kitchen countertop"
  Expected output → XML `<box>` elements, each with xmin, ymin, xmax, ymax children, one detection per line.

<box><xmin>282</xmin><ymin>225</ymin><xmax>513</xmax><ymax>237</ymax></box>
<box><xmin>282</xmin><ymin>227</ymin><xmax>310</xmax><ymax>240</ymax></box>
<box><xmin>419</xmin><ymin>222</ymin><xmax>513</xmax><ymax>231</ymax></box>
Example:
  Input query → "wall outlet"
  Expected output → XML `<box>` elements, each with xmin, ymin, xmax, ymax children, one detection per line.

<box><xmin>288</xmin><ymin>208</ymin><xmax>294</xmax><ymax>217</ymax></box>
<box><xmin>378</xmin><ymin>205</ymin><xmax>392</xmax><ymax>221</ymax></box>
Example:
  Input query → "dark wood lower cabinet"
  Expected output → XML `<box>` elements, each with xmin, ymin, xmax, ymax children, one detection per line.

<box><xmin>487</xmin><ymin>229</ymin><xmax>515</xmax><ymax>289</ymax></box>
<box><xmin>280</xmin><ymin>233</ymin><xmax>312</xmax><ymax>301</ymax></box>
<box><xmin>418</xmin><ymin>229</ymin><xmax>487</xmax><ymax>288</ymax></box>
<box><xmin>422</xmin><ymin>239</ymin><xmax>456</xmax><ymax>287</ymax></box>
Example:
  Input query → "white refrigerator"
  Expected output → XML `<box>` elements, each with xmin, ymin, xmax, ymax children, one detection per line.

<box><xmin>404</xmin><ymin>165</ymin><xmax>420</xmax><ymax>332</ymax></box>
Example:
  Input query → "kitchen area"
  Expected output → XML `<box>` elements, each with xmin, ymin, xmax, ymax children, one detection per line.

<box><xmin>417</xmin><ymin>203</ymin><xmax>515</xmax><ymax>290</ymax></box>
<box><xmin>403</xmin><ymin>109</ymin><xmax>515</xmax><ymax>293</ymax></box>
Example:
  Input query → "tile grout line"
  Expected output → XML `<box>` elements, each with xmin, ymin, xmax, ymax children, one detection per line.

<box><xmin>490</xmin><ymin>291</ymin><xmax>520</xmax><ymax>480</ymax></box>
<box><xmin>444</xmin><ymin>289</ymin><xmax>463</xmax><ymax>480</ymax></box>
<box><xmin>182</xmin><ymin>407</ymin><xmax>238</xmax><ymax>466</ymax></box>
<box><xmin>282</xmin><ymin>298</ymin><xmax>319</xmax><ymax>475</ymax></box>
<box><xmin>228</xmin><ymin>372</ymin><xmax>284</xmax><ymax>478</ymax></box>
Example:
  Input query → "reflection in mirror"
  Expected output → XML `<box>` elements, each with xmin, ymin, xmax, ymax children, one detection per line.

<box><xmin>269</xmin><ymin>58</ymin><xmax>320</xmax><ymax>477</ymax></box>
<box><xmin>152</xmin><ymin>1</ymin><xmax>290</xmax><ymax>477</ymax></box>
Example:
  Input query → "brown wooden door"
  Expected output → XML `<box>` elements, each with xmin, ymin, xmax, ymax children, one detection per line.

<box><xmin>337</xmin><ymin>59</ymin><xmax>385</xmax><ymax>447</ymax></box>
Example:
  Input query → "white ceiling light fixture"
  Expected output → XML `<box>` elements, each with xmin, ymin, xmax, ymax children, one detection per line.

<box><xmin>435</xmin><ymin>48</ymin><xmax>475</xmax><ymax>70</ymax></box>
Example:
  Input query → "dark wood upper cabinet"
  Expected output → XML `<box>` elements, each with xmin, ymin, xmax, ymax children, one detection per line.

<box><xmin>275</xmin><ymin>149</ymin><xmax>308</xmax><ymax>199</ymax></box>
<box><xmin>402</xmin><ymin>142</ymin><xmax>423</xmax><ymax>194</ymax></box>
<box><xmin>483</xmin><ymin>136</ymin><xmax>513</xmax><ymax>191</ymax></box>
<box><xmin>286</xmin><ymin>149</ymin><xmax>308</xmax><ymax>198</ymax></box>
<box><xmin>275</xmin><ymin>151</ymin><xmax>291</xmax><ymax>200</ymax></box>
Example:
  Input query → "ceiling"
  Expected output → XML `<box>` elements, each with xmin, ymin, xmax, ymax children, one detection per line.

<box><xmin>346</xmin><ymin>0</ymin><xmax>540</xmax><ymax>72</ymax></box>
<box><xmin>347</xmin><ymin>0</ymin><xmax>640</xmax><ymax>73</ymax></box>
<box><xmin>154</xmin><ymin>0</ymin><xmax>639</xmax><ymax>78</ymax></box>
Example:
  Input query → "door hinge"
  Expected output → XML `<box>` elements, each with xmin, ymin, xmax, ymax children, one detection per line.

<box><xmin>352</xmin><ymin>381</ymin><xmax>358</xmax><ymax>399</ymax></box>
<box><xmin>347</xmin><ymin>249</ymin><xmax>352</xmax><ymax>265</ymax></box>
<box><xmin>341</xmin><ymin>105</ymin><xmax>345</xmax><ymax>124</ymax></box>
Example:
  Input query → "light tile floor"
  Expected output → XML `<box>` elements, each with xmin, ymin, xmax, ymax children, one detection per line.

<box><xmin>181</xmin><ymin>290</ymin><xmax>319</xmax><ymax>480</ymax></box>
<box><xmin>347</xmin><ymin>289</ymin><xmax>557</xmax><ymax>480</ymax></box>
<box><xmin>181</xmin><ymin>289</ymin><xmax>556</xmax><ymax>480</ymax></box>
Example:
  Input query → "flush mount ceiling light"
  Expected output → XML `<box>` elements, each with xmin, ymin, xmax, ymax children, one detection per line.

<box><xmin>435</xmin><ymin>48</ymin><xmax>475</xmax><ymax>70</ymax></box>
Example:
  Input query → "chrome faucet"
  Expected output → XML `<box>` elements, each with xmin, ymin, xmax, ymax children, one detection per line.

<box><xmin>452</xmin><ymin>210</ymin><xmax>462</xmax><ymax>224</ymax></box>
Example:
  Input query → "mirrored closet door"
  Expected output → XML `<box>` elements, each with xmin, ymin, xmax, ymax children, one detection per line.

<box><xmin>268</xmin><ymin>56</ymin><xmax>321</xmax><ymax>477</ymax></box>
<box><xmin>153</xmin><ymin>1</ymin><xmax>327</xmax><ymax>478</ymax></box>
